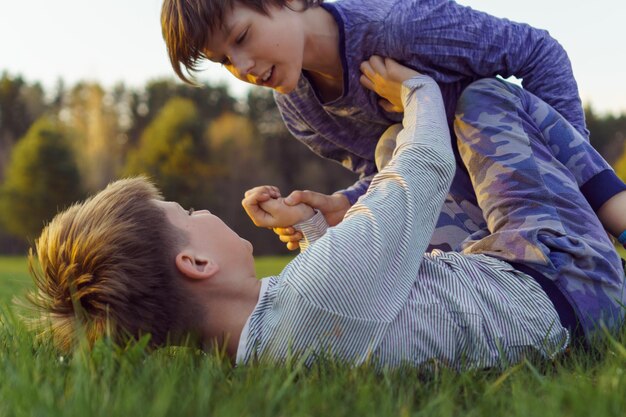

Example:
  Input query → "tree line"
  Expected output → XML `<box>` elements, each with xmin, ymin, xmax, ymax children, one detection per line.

<box><xmin>0</xmin><ymin>73</ymin><xmax>357</xmax><ymax>255</ymax></box>
<box><xmin>1</xmin><ymin>71</ymin><xmax>625</xmax><ymax>255</ymax></box>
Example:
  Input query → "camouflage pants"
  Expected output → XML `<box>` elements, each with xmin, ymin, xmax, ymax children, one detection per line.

<box><xmin>452</xmin><ymin>78</ymin><xmax>625</xmax><ymax>336</ymax></box>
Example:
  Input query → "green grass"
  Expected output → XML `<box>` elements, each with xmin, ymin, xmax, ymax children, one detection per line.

<box><xmin>0</xmin><ymin>256</ymin><xmax>625</xmax><ymax>417</ymax></box>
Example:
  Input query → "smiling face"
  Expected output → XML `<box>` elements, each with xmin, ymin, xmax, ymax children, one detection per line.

<box><xmin>155</xmin><ymin>200</ymin><xmax>256</xmax><ymax>280</ymax></box>
<box><xmin>203</xmin><ymin>2</ymin><xmax>306</xmax><ymax>94</ymax></box>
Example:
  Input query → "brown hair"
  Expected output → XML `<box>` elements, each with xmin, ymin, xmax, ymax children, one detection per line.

<box><xmin>161</xmin><ymin>0</ymin><xmax>323</xmax><ymax>84</ymax></box>
<box><xmin>26</xmin><ymin>177</ymin><xmax>192</xmax><ymax>351</ymax></box>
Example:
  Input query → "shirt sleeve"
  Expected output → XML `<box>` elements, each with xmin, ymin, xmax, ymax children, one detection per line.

<box><xmin>386</xmin><ymin>0</ymin><xmax>588</xmax><ymax>138</ymax></box>
<box><xmin>294</xmin><ymin>210</ymin><xmax>329</xmax><ymax>251</ymax></box>
<box><xmin>281</xmin><ymin>75</ymin><xmax>455</xmax><ymax>322</ymax></box>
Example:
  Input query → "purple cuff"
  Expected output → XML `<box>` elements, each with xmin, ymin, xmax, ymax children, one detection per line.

<box><xmin>338</xmin><ymin>177</ymin><xmax>372</xmax><ymax>205</ymax></box>
<box><xmin>580</xmin><ymin>169</ymin><xmax>626</xmax><ymax>212</ymax></box>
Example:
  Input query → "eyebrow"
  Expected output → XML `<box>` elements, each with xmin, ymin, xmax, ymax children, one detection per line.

<box><xmin>206</xmin><ymin>21</ymin><xmax>239</xmax><ymax>63</ymax></box>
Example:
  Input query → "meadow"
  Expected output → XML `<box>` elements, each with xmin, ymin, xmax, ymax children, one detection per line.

<box><xmin>0</xmin><ymin>255</ymin><xmax>624</xmax><ymax>417</ymax></box>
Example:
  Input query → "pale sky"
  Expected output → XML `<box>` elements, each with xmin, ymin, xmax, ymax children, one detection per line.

<box><xmin>1</xmin><ymin>0</ymin><xmax>624</xmax><ymax>115</ymax></box>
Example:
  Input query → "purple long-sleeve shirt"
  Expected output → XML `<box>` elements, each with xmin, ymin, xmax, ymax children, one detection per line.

<box><xmin>274</xmin><ymin>0</ymin><xmax>588</xmax><ymax>206</ymax></box>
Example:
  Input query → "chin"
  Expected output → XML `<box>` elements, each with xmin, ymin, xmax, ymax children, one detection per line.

<box><xmin>274</xmin><ymin>84</ymin><xmax>296</xmax><ymax>95</ymax></box>
<box><xmin>274</xmin><ymin>75</ymin><xmax>299</xmax><ymax>95</ymax></box>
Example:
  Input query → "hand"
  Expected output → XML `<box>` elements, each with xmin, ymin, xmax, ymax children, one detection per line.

<box><xmin>242</xmin><ymin>186</ymin><xmax>315</xmax><ymax>228</ymax></box>
<box><xmin>273</xmin><ymin>191</ymin><xmax>351</xmax><ymax>251</ymax></box>
<box><xmin>284</xmin><ymin>190</ymin><xmax>350</xmax><ymax>227</ymax></box>
<box><xmin>359</xmin><ymin>55</ymin><xmax>420</xmax><ymax>113</ymax></box>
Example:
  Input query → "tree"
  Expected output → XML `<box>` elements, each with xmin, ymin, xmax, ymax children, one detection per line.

<box><xmin>0</xmin><ymin>73</ymin><xmax>46</xmax><ymax>182</ymax></box>
<box><xmin>125</xmin><ymin>79</ymin><xmax>236</xmax><ymax>148</ymax></box>
<box><xmin>586</xmin><ymin>105</ymin><xmax>626</xmax><ymax>166</ymax></box>
<box><xmin>62</xmin><ymin>82</ymin><xmax>124</xmax><ymax>192</ymax></box>
<box><xmin>124</xmin><ymin>97</ymin><xmax>211</xmax><ymax>208</ymax></box>
<box><xmin>0</xmin><ymin>117</ymin><xmax>83</xmax><ymax>241</ymax></box>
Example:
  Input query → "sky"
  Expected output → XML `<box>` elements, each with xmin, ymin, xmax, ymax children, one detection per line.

<box><xmin>1</xmin><ymin>0</ymin><xmax>624</xmax><ymax>115</ymax></box>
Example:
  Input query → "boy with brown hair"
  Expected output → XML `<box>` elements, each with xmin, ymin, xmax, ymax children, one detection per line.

<box><xmin>160</xmin><ymin>0</ymin><xmax>626</xmax><ymax>255</ymax></box>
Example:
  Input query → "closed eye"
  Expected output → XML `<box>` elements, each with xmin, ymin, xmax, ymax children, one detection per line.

<box><xmin>236</xmin><ymin>28</ymin><xmax>248</xmax><ymax>45</ymax></box>
<box><xmin>188</xmin><ymin>208</ymin><xmax>195</xmax><ymax>216</ymax></box>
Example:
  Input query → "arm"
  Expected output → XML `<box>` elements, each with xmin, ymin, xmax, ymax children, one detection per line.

<box><xmin>387</xmin><ymin>0</ymin><xmax>587</xmax><ymax>137</ymax></box>
<box><xmin>598</xmin><ymin>190</ymin><xmax>626</xmax><ymax>242</ymax></box>
<box><xmin>249</xmin><ymin>67</ymin><xmax>455</xmax><ymax>364</ymax></box>
<box><xmin>282</xmin><ymin>71</ymin><xmax>455</xmax><ymax>321</ymax></box>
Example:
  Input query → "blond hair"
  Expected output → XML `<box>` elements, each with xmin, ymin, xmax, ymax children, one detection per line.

<box><xmin>27</xmin><ymin>177</ymin><xmax>190</xmax><ymax>351</ymax></box>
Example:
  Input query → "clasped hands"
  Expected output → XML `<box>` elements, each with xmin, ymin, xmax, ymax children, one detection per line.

<box><xmin>241</xmin><ymin>186</ymin><xmax>351</xmax><ymax>251</ymax></box>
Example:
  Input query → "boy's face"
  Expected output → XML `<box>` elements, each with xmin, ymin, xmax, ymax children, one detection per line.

<box><xmin>155</xmin><ymin>200</ymin><xmax>255</xmax><ymax>278</ymax></box>
<box><xmin>203</xmin><ymin>2</ymin><xmax>306</xmax><ymax>94</ymax></box>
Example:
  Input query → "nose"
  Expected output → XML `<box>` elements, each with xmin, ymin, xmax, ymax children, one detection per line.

<box><xmin>229</xmin><ymin>52</ymin><xmax>255</xmax><ymax>81</ymax></box>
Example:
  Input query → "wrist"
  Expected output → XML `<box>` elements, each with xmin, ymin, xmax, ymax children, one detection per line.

<box><xmin>298</xmin><ymin>205</ymin><xmax>316</xmax><ymax>224</ymax></box>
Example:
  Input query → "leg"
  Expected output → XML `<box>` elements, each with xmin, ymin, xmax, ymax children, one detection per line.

<box><xmin>454</xmin><ymin>78</ymin><xmax>625</xmax><ymax>337</ymax></box>
<box><xmin>498</xmin><ymin>79</ymin><xmax>625</xmax><ymax>213</ymax></box>
<box><xmin>376</xmin><ymin>123</ymin><xmax>483</xmax><ymax>252</ymax></box>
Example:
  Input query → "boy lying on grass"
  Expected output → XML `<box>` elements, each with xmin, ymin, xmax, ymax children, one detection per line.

<box><xmin>27</xmin><ymin>59</ymin><xmax>624</xmax><ymax>369</ymax></box>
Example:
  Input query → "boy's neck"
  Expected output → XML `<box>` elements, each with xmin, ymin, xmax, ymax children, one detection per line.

<box><xmin>301</xmin><ymin>5</ymin><xmax>343</xmax><ymax>101</ymax></box>
<box><xmin>200</xmin><ymin>274</ymin><xmax>262</xmax><ymax>360</ymax></box>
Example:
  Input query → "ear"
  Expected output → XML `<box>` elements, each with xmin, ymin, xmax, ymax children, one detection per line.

<box><xmin>175</xmin><ymin>252</ymin><xmax>219</xmax><ymax>280</ymax></box>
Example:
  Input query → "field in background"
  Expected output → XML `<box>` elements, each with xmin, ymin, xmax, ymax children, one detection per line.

<box><xmin>0</xmin><ymin>255</ymin><xmax>624</xmax><ymax>417</ymax></box>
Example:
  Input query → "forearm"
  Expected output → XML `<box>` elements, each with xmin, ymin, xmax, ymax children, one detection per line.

<box><xmin>598</xmin><ymin>190</ymin><xmax>626</xmax><ymax>239</ymax></box>
<box><xmin>294</xmin><ymin>210</ymin><xmax>329</xmax><ymax>251</ymax></box>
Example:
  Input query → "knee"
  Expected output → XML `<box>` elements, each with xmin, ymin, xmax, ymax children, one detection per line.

<box><xmin>375</xmin><ymin>123</ymin><xmax>402</xmax><ymax>170</ymax></box>
<box><xmin>456</xmin><ymin>78</ymin><xmax>515</xmax><ymax>114</ymax></box>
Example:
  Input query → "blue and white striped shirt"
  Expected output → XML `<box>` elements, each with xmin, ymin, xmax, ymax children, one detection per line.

<box><xmin>238</xmin><ymin>77</ymin><xmax>568</xmax><ymax>369</ymax></box>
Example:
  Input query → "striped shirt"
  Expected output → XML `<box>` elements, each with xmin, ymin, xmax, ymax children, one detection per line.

<box><xmin>237</xmin><ymin>77</ymin><xmax>568</xmax><ymax>369</ymax></box>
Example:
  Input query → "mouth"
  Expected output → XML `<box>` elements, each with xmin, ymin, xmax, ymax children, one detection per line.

<box><xmin>259</xmin><ymin>65</ymin><xmax>275</xmax><ymax>87</ymax></box>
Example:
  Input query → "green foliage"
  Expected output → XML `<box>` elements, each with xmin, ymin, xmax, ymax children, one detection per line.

<box><xmin>0</xmin><ymin>73</ymin><xmax>47</xmax><ymax>188</ymax></box>
<box><xmin>124</xmin><ymin>97</ymin><xmax>211</xmax><ymax>208</ymax></box>
<box><xmin>0</xmin><ymin>73</ymin><xmax>46</xmax><ymax>145</ymax></box>
<box><xmin>0</xmin><ymin>118</ymin><xmax>83</xmax><ymax>241</ymax></box>
<box><xmin>585</xmin><ymin>106</ymin><xmax>626</xmax><ymax>166</ymax></box>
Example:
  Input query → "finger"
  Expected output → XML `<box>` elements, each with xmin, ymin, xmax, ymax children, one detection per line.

<box><xmin>269</xmin><ymin>186</ymin><xmax>281</xmax><ymax>198</ymax></box>
<box><xmin>285</xmin><ymin>190</ymin><xmax>328</xmax><ymax>210</ymax></box>
<box><xmin>244</xmin><ymin>185</ymin><xmax>272</xmax><ymax>198</ymax></box>
<box><xmin>383</xmin><ymin>56</ymin><xmax>399</xmax><ymax>68</ymax></box>
<box><xmin>286</xmin><ymin>241</ymin><xmax>300</xmax><ymax>251</ymax></box>
<box><xmin>241</xmin><ymin>203</ymin><xmax>272</xmax><ymax>227</ymax></box>
<box><xmin>242</xmin><ymin>190</ymin><xmax>272</xmax><ymax>205</ymax></box>
<box><xmin>360</xmin><ymin>74</ymin><xmax>376</xmax><ymax>91</ymax></box>
<box><xmin>279</xmin><ymin>233</ymin><xmax>302</xmax><ymax>243</ymax></box>
<box><xmin>368</xmin><ymin>55</ymin><xmax>387</xmax><ymax>76</ymax></box>
<box><xmin>359</xmin><ymin>61</ymin><xmax>375</xmax><ymax>79</ymax></box>
<box><xmin>379</xmin><ymin>99</ymin><xmax>397</xmax><ymax>113</ymax></box>
<box><xmin>273</xmin><ymin>226</ymin><xmax>296</xmax><ymax>236</ymax></box>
